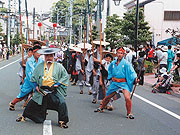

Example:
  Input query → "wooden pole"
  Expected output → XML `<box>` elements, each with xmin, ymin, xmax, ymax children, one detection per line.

<box><xmin>26</xmin><ymin>17</ymin><xmax>30</xmax><ymax>43</ymax></box>
<box><xmin>84</xmin><ymin>25</ymin><xmax>86</xmax><ymax>55</ymax></box>
<box><xmin>100</xmin><ymin>20</ymin><xmax>102</xmax><ymax>64</ymax></box>
<box><xmin>89</xmin><ymin>15</ymin><xmax>94</xmax><ymax>57</ymax></box>
<box><xmin>33</xmin><ymin>8</ymin><xmax>35</xmax><ymax>39</ymax></box>
<box><xmin>18</xmin><ymin>0</ymin><xmax>24</xmax><ymax>65</ymax></box>
<box><xmin>25</xmin><ymin>0</ymin><xmax>30</xmax><ymax>44</ymax></box>
<box><xmin>130</xmin><ymin>58</ymin><xmax>145</xmax><ymax>99</ymax></box>
<box><xmin>22</xmin><ymin>93</ymin><xmax>33</xmax><ymax>108</ymax></box>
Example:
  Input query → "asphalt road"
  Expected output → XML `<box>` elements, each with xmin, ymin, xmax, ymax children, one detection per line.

<box><xmin>0</xmin><ymin>55</ymin><xmax>180</xmax><ymax>135</ymax></box>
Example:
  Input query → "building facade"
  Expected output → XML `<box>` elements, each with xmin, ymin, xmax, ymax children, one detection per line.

<box><xmin>124</xmin><ymin>0</ymin><xmax>180</xmax><ymax>46</ymax></box>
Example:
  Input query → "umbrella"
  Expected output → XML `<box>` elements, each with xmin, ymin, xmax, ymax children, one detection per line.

<box><xmin>93</xmin><ymin>41</ymin><xmax>110</xmax><ymax>46</ymax></box>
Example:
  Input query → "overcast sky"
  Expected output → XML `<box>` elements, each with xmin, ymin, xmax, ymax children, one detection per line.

<box><xmin>2</xmin><ymin>0</ymin><xmax>59</xmax><ymax>13</ymax></box>
<box><xmin>2</xmin><ymin>0</ymin><xmax>131</xmax><ymax>13</ymax></box>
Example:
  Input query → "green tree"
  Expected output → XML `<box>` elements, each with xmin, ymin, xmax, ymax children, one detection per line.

<box><xmin>105</xmin><ymin>14</ymin><xmax>124</xmax><ymax>49</ymax></box>
<box><xmin>121</xmin><ymin>8</ymin><xmax>152</xmax><ymax>46</ymax></box>
<box><xmin>91</xmin><ymin>25</ymin><xmax>98</xmax><ymax>42</ymax></box>
<box><xmin>0</xmin><ymin>8</ymin><xmax>8</xmax><ymax>13</ymax></box>
<box><xmin>11</xmin><ymin>33</ymin><xmax>25</xmax><ymax>46</ymax></box>
<box><xmin>51</xmin><ymin>0</ymin><xmax>96</xmax><ymax>43</ymax></box>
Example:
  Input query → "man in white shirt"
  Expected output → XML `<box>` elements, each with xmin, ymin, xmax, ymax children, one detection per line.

<box><xmin>159</xmin><ymin>46</ymin><xmax>168</xmax><ymax>70</ymax></box>
<box><xmin>125</xmin><ymin>48</ymin><xmax>133</xmax><ymax>64</ymax></box>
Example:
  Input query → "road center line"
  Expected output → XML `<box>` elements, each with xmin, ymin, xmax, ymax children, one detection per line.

<box><xmin>43</xmin><ymin>120</ymin><xmax>52</xmax><ymax>135</ymax></box>
<box><xmin>0</xmin><ymin>58</ymin><xmax>21</xmax><ymax>71</ymax></box>
<box><xmin>134</xmin><ymin>93</ymin><xmax>180</xmax><ymax>120</ymax></box>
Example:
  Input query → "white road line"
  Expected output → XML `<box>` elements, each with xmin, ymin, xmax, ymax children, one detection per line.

<box><xmin>43</xmin><ymin>120</ymin><xmax>53</xmax><ymax>135</ymax></box>
<box><xmin>0</xmin><ymin>58</ymin><xmax>21</xmax><ymax>71</ymax></box>
<box><xmin>134</xmin><ymin>93</ymin><xmax>180</xmax><ymax>120</ymax></box>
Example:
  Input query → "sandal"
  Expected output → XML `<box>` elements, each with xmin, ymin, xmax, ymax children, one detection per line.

<box><xmin>80</xmin><ymin>90</ymin><xmax>83</xmax><ymax>94</ymax></box>
<box><xmin>59</xmin><ymin>121</ymin><xmax>68</xmax><ymax>129</ymax></box>
<box><xmin>16</xmin><ymin>114</ymin><xmax>26</xmax><ymax>122</ymax></box>
<box><xmin>9</xmin><ymin>102</ymin><xmax>15</xmax><ymax>111</ymax></box>
<box><xmin>126</xmin><ymin>113</ymin><xmax>134</xmax><ymax>119</ymax></box>
<box><xmin>92</xmin><ymin>99</ymin><xmax>97</xmax><ymax>104</ymax></box>
<box><xmin>88</xmin><ymin>90</ymin><xmax>92</xmax><ymax>95</ymax></box>
<box><xmin>152</xmin><ymin>88</ymin><xmax>157</xmax><ymax>93</ymax></box>
<box><xmin>94</xmin><ymin>108</ymin><xmax>104</xmax><ymax>113</ymax></box>
<box><xmin>107</xmin><ymin>106</ymin><xmax>114</xmax><ymax>111</ymax></box>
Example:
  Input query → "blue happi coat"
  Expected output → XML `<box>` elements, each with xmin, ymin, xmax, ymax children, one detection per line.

<box><xmin>17</xmin><ymin>55</ymin><xmax>43</xmax><ymax>98</ymax></box>
<box><xmin>106</xmin><ymin>58</ymin><xmax>137</xmax><ymax>96</ymax></box>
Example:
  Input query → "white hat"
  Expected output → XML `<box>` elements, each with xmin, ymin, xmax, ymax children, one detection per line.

<box><xmin>77</xmin><ymin>43</ymin><xmax>92</xmax><ymax>50</ymax></box>
<box><xmin>139</xmin><ymin>45</ymin><xmax>144</xmax><ymax>49</ymax></box>
<box><xmin>74</xmin><ymin>47</ymin><xmax>82</xmax><ymax>53</ymax></box>
<box><xmin>161</xmin><ymin>46</ymin><xmax>168</xmax><ymax>52</ymax></box>
<box><xmin>176</xmin><ymin>51</ymin><xmax>180</xmax><ymax>54</ymax></box>
<box><xmin>126</xmin><ymin>48</ymin><xmax>130</xmax><ymax>53</ymax></box>
<box><xmin>37</xmin><ymin>48</ymin><xmax>60</xmax><ymax>55</ymax></box>
<box><xmin>159</xmin><ymin>67</ymin><xmax>167</xmax><ymax>74</ymax></box>
<box><xmin>157</xmin><ymin>45</ymin><xmax>162</xmax><ymax>49</ymax></box>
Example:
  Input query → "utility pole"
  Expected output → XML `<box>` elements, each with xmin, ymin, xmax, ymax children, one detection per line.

<box><xmin>86</xmin><ymin>7</ymin><xmax>89</xmax><ymax>43</ymax></box>
<box><xmin>56</xmin><ymin>9</ymin><xmax>59</xmax><ymax>45</ymax></box>
<box><xmin>135</xmin><ymin>0</ymin><xmax>139</xmax><ymax>57</ymax></box>
<box><xmin>69</xmin><ymin>0</ymin><xmax>73</xmax><ymax>45</ymax></box>
<box><xmin>13</xmin><ymin>0</ymin><xmax>17</xmax><ymax>37</ymax></box>
<box><xmin>7</xmin><ymin>0</ymin><xmax>11</xmax><ymax>49</ymax></box>
<box><xmin>80</xmin><ymin>8</ymin><xmax>83</xmax><ymax>43</ymax></box>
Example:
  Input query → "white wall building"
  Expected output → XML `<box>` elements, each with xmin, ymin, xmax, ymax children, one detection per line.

<box><xmin>124</xmin><ymin>0</ymin><xmax>180</xmax><ymax>46</ymax></box>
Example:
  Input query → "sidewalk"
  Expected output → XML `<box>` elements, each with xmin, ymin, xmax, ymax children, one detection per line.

<box><xmin>144</xmin><ymin>73</ymin><xmax>180</xmax><ymax>97</ymax></box>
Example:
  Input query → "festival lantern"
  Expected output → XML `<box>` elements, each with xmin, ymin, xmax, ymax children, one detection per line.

<box><xmin>53</xmin><ymin>23</ymin><xmax>57</xmax><ymax>45</ymax></box>
<box><xmin>38</xmin><ymin>22</ymin><xmax>42</xmax><ymax>40</ymax></box>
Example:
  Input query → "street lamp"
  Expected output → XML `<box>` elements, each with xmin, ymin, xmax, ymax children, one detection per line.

<box><xmin>113</xmin><ymin>0</ymin><xmax>121</xmax><ymax>6</ymax></box>
<box><xmin>0</xmin><ymin>1</ymin><xmax>5</xmax><ymax>8</ymax></box>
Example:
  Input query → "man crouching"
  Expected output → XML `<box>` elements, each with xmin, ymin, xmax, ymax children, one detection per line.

<box><xmin>94</xmin><ymin>47</ymin><xmax>138</xmax><ymax>119</ymax></box>
<box><xmin>16</xmin><ymin>47</ymin><xmax>69</xmax><ymax>128</ymax></box>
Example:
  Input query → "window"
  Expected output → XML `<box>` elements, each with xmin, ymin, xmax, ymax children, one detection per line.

<box><xmin>164</xmin><ymin>11</ymin><xmax>180</xmax><ymax>20</ymax></box>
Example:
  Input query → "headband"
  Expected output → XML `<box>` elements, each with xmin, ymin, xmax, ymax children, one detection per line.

<box><xmin>33</xmin><ymin>49</ymin><xmax>40</xmax><ymax>53</ymax></box>
<box><xmin>117</xmin><ymin>48</ymin><xmax>125</xmax><ymax>53</ymax></box>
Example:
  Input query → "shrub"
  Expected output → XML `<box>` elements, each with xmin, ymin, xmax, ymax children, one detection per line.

<box><xmin>145</xmin><ymin>60</ymin><xmax>153</xmax><ymax>73</ymax></box>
